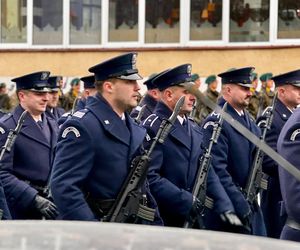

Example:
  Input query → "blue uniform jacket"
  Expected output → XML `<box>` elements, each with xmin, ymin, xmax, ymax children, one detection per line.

<box><xmin>201</xmin><ymin>98</ymin><xmax>266</xmax><ymax>235</ymax></box>
<box><xmin>130</xmin><ymin>94</ymin><xmax>157</xmax><ymax>121</ymax></box>
<box><xmin>0</xmin><ymin>105</ymin><xmax>58</xmax><ymax>219</ymax></box>
<box><xmin>277</xmin><ymin>108</ymin><xmax>300</xmax><ymax>242</ymax></box>
<box><xmin>51</xmin><ymin>94</ymin><xmax>162</xmax><ymax>224</ymax></box>
<box><xmin>45</xmin><ymin>107</ymin><xmax>65</xmax><ymax>122</ymax></box>
<box><xmin>257</xmin><ymin>99</ymin><xmax>291</xmax><ymax>238</ymax></box>
<box><xmin>143</xmin><ymin>101</ymin><xmax>233</xmax><ymax>227</ymax></box>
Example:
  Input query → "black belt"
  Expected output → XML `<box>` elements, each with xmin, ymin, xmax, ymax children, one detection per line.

<box><xmin>286</xmin><ymin>217</ymin><xmax>300</xmax><ymax>231</ymax></box>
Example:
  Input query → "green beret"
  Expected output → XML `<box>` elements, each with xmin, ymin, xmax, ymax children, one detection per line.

<box><xmin>70</xmin><ymin>78</ymin><xmax>80</xmax><ymax>86</ymax></box>
<box><xmin>205</xmin><ymin>75</ymin><xmax>217</xmax><ymax>85</ymax></box>
<box><xmin>0</xmin><ymin>82</ymin><xmax>6</xmax><ymax>88</ymax></box>
<box><xmin>251</xmin><ymin>72</ymin><xmax>258</xmax><ymax>80</ymax></box>
<box><xmin>191</xmin><ymin>73</ymin><xmax>200</xmax><ymax>82</ymax></box>
<box><xmin>259</xmin><ymin>73</ymin><xmax>273</xmax><ymax>82</ymax></box>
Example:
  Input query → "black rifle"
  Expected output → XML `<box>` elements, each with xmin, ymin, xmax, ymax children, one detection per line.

<box><xmin>245</xmin><ymin>92</ymin><xmax>277</xmax><ymax>204</ymax></box>
<box><xmin>184</xmin><ymin>102</ymin><xmax>228</xmax><ymax>228</ymax></box>
<box><xmin>104</xmin><ymin>96</ymin><xmax>185</xmax><ymax>223</ymax></box>
<box><xmin>0</xmin><ymin>110</ymin><xmax>28</xmax><ymax>162</ymax></box>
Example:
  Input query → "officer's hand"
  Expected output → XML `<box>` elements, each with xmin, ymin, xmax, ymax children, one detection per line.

<box><xmin>220</xmin><ymin>211</ymin><xmax>243</xmax><ymax>226</ymax></box>
<box><xmin>220</xmin><ymin>211</ymin><xmax>251</xmax><ymax>234</ymax></box>
<box><xmin>34</xmin><ymin>195</ymin><xmax>58</xmax><ymax>219</ymax></box>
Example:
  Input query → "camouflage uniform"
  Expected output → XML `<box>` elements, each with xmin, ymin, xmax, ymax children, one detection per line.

<box><xmin>193</xmin><ymin>88</ymin><xmax>219</xmax><ymax>124</ymax></box>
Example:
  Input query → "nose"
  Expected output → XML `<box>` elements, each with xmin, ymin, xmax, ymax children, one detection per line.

<box><xmin>134</xmin><ymin>81</ymin><xmax>141</xmax><ymax>91</ymax></box>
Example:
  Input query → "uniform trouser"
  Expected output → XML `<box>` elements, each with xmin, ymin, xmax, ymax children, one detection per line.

<box><xmin>261</xmin><ymin>176</ymin><xmax>286</xmax><ymax>238</ymax></box>
<box><xmin>281</xmin><ymin>219</ymin><xmax>300</xmax><ymax>243</ymax></box>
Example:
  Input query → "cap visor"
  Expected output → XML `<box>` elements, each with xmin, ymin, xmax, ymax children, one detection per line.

<box><xmin>292</xmin><ymin>83</ymin><xmax>300</xmax><ymax>87</ymax></box>
<box><xmin>117</xmin><ymin>73</ymin><xmax>143</xmax><ymax>81</ymax></box>
<box><xmin>29</xmin><ymin>87</ymin><xmax>52</xmax><ymax>93</ymax></box>
<box><xmin>237</xmin><ymin>83</ymin><xmax>252</xmax><ymax>88</ymax></box>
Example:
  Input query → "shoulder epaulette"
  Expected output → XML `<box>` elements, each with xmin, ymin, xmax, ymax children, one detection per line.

<box><xmin>72</xmin><ymin>109</ymin><xmax>89</xmax><ymax>119</ymax></box>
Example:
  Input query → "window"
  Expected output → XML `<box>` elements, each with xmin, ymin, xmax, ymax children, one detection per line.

<box><xmin>109</xmin><ymin>0</ymin><xmax>138</xmax><ymax>42</ymax></box>
<box><xmin>229</xmin><ymin>0</ymin><xmax>270</xmax><ymax>42</ymax></box>
<box><xmin>277</xmin><ymin>0</ymin><xmax>300</xmax><ymax>39</ymax></box>
<box><xmin>145</xmin><ymin>0</ymin><xmax>180</xmax><ymax>43</ymax></box>
<box><xmin>33</xmin><ymin>0</ymin><xmax>63</xmax><ymax>45</ymax></box>
<box><xmin>70</xmin><ymin>0</ymin><xmax>102</xmax><ymax>44</ymax></box>
<box><xmin>1</xmin><ymin>0</ymin><xmax>26</xmax><ymax>43</ymax></box>
<box><xmin>190</xmin><ymin>0</ymin><xmax>222</xmax><ymax>41</ymax></box>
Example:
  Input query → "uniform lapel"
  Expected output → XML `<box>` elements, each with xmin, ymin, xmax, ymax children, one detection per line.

<box><xmin>156</xmin><ymin>102</ymin><xmax>191</xmax><ymax>150</ymax></box>
<box><xmin>46</xmin><ymin>115</ymin><xmax>58</xmax><ymax>148</ymax></box>
<box><xmin>86</xmin><ymin>95</ymin><xmax>130</xmax><ymax>146</ymax></box>
<box><xmin>13</xmin><ymin>106</ymin><xmax>49</xmax><ymax>148</ymax></box>
<box><xmin>126</xmin><ymin>113</ymin><xmax>146</xmax><ymax>159</ymax></box>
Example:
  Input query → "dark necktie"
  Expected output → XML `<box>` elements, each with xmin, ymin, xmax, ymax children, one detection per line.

<box><xmin>37</xmin><ymin>120</ymin><xmax>50</xmax><ymax>144</ymax></box>
<box><xmin>182</xmin><ymin>119</ymin><xmax>188</xmax><ymax>131</ymax></box>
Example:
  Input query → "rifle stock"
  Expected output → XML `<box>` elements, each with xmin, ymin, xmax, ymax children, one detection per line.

<box><xmin>104</xmin><ymin>96</ymin><xmax>185</xmax><ymax>223</ymax></box>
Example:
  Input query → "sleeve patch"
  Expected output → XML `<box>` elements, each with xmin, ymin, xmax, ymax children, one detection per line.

<box><xmin>62</xmin><ymin>126</ymin><xmax>81</xmax><ymax>138</ymax></box>
<box><xmin>290</xmin><ymin>129</ymin><xmax>300</xmax><ymax>141</ymax></box>
<box><xmin>203</xmin><ymin>121</ymin><xmax>215</xmax><ymax>129</ymax></box>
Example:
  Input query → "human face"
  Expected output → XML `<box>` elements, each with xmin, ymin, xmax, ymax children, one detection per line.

<box><xmin>168</xmin><ymin>86</ymin><xmax>196</xmax><ymax>115</ymax></box>
<box><xmin>209</xmin><ymin>81</ymin><xmax>218</xmax><ymax>91</ymax></box>
<box><xmin>111</xmin><ymin>79</ymin><xmax>141</xmax><ymax>113</ymax></box>
<box><xmin>18</xmin><ymin>90</ymin><xmax>50</xmax><ymax>116</ymax></box>
<box><xmin>226</xmin><ymin>84</ymin><xmax>252</xmax><ymax>110</ymax></box>
<box><xmin>47</xmin><ymin>91</ymin><xmax>59</xmax><ymax>108</ymax></box>
<box><xmin>279</xmin><ymin>85</ymin><xmax>300</xmax><ymax>109</ymax></box>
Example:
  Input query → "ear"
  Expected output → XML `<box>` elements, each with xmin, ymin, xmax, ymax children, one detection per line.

<box><xmin>17</xmin><ymin>91</ymin><xmax>26</xmax><ymax>101</ymax></box>
<box><xmin>102</xmin><ymin>80</ymin><xmax>113</xmax><ymax>93</ymax></box>
<box><xmin>163</xmin><ymin>88</ymin><xmax>173</xmax><ymax>102</ymax></box>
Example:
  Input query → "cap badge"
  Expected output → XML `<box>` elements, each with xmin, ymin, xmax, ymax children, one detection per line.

<box><xmin>132</xmin><ymin>54</ymin><xmax>137</xmax><ymax>69</ymax></box>
<box><xmin>187</xmin><ymin>65</ymin><xmax>192</xmax><ymax>74</ymax></box>
<box><xmin>40</xmin><ymin>72</ymin><xmax>48</xmax><ymax>80</ymax></box>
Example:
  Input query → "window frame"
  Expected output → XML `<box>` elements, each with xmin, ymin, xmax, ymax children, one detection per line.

<box><xmin>0</xmin><ymin>0</ymin><xmax>300</xmax><ymax>50</ymax></box>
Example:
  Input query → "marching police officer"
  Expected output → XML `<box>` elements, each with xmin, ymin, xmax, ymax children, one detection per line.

<box><xmin>0</xmin><ymin>71</ymin><xmax>58</xmax><ymax>219</ymax></box>
<box><xmin>257</xmin><ymin>69</ymin><xmax>300</xmax><ymax>239</ymax></box>
<box><xmin>201</xmin><ymin>67</ymin><xmax>266</xmax><ymax>235</ymax></box>
<box><xmin>130</xmin><ymin>73</ymin><xmax>161</xmax><ymax>121</ymax></box>
<box><xmin>277</xmin><ymin>108</ymin><xmax>300</xmax><ymax>242</ymax></box>
<box><xmin>76</xmin><ymin>75</ymin><xmax>97</xmax><ymax>111</ymax></box>
<box><xmin>45</xmin><ymin>76</ymin><xmax>65</xmax><ymax>122</ymax></box>
<box><xmin>142</xmin><ymin>64</ymin><xmax>242</xmax><ymax>228</ymax></box>
<box><xmin>50</xmin><ymin>53</ymin><xmax>162</xmax><ymax>224</ymax></box>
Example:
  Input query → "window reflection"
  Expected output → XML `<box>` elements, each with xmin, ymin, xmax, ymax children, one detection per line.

<box><xmin>109</xmin><ymin>0</ymin><xmax>138</xmax><ymax>42</ymax></box>
<box><xmin>278</xmin><ymin>1</ymin><xmax>300</xmax><ymax>39</ymax></box>
<box><xmin>190</xmin><ymin>0</ymin><xmax>222</xmax><ymax>41</ymax></box>
<box><xmin>230</xmin><ymin>0</ymin><xmax>269</xmax><ymax>42</ymax></box>
<box><xmin>33</xmin><ymin>0</ymin><xmax>63</xmax><ymax>45</ymax></box>
<box><xmin>70</xmin><ymin>0</ymin><xmax>101</xmax><ymax>44</ymax></box>
<box><xmin>1</xmin><ymin>0</ymin><xmax>26</xmax><ymax>43</ymax></box>
<box><xmin>145</xmin><ymin>0</ymin><xmax>180</xmax><ymax>43</ymax></box>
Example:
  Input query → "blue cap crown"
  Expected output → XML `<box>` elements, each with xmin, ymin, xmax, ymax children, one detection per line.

<box><xmin>272</xmin><ymin>69</ymin><xmax>300</xmax><ymax>87</ymax></box>
<box><xmin>48</xmin><ymin>76</ymin><xmax>62</xmax><ymax>91</ymax></box>
<box><xmin>89</xmin><ymin>52</ymin><xmax>142</xmax><ymax>81</ymax></box>
<box><xmin>80</xmin><ymin>75</ymin><xmax>95</xmax><ymax>89</ymax></box>
<box><xmin>153</xmin><ymin>64</ymin><xmax>193</xmax><ymax>91</ymax></box>
<box><xmin>218</xmin><ymin>67</ymin><xmax>254</xmax><ymax>87</ymax></box>
<box><xmin>12</xmin><ymin>71</ymin><xmax>50</xmax><ymax>92</ymax></box>
<box><xmin>143</xmin><ymin>73</ymin><xmax>158</xmax><ymax>90</ymax></box>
